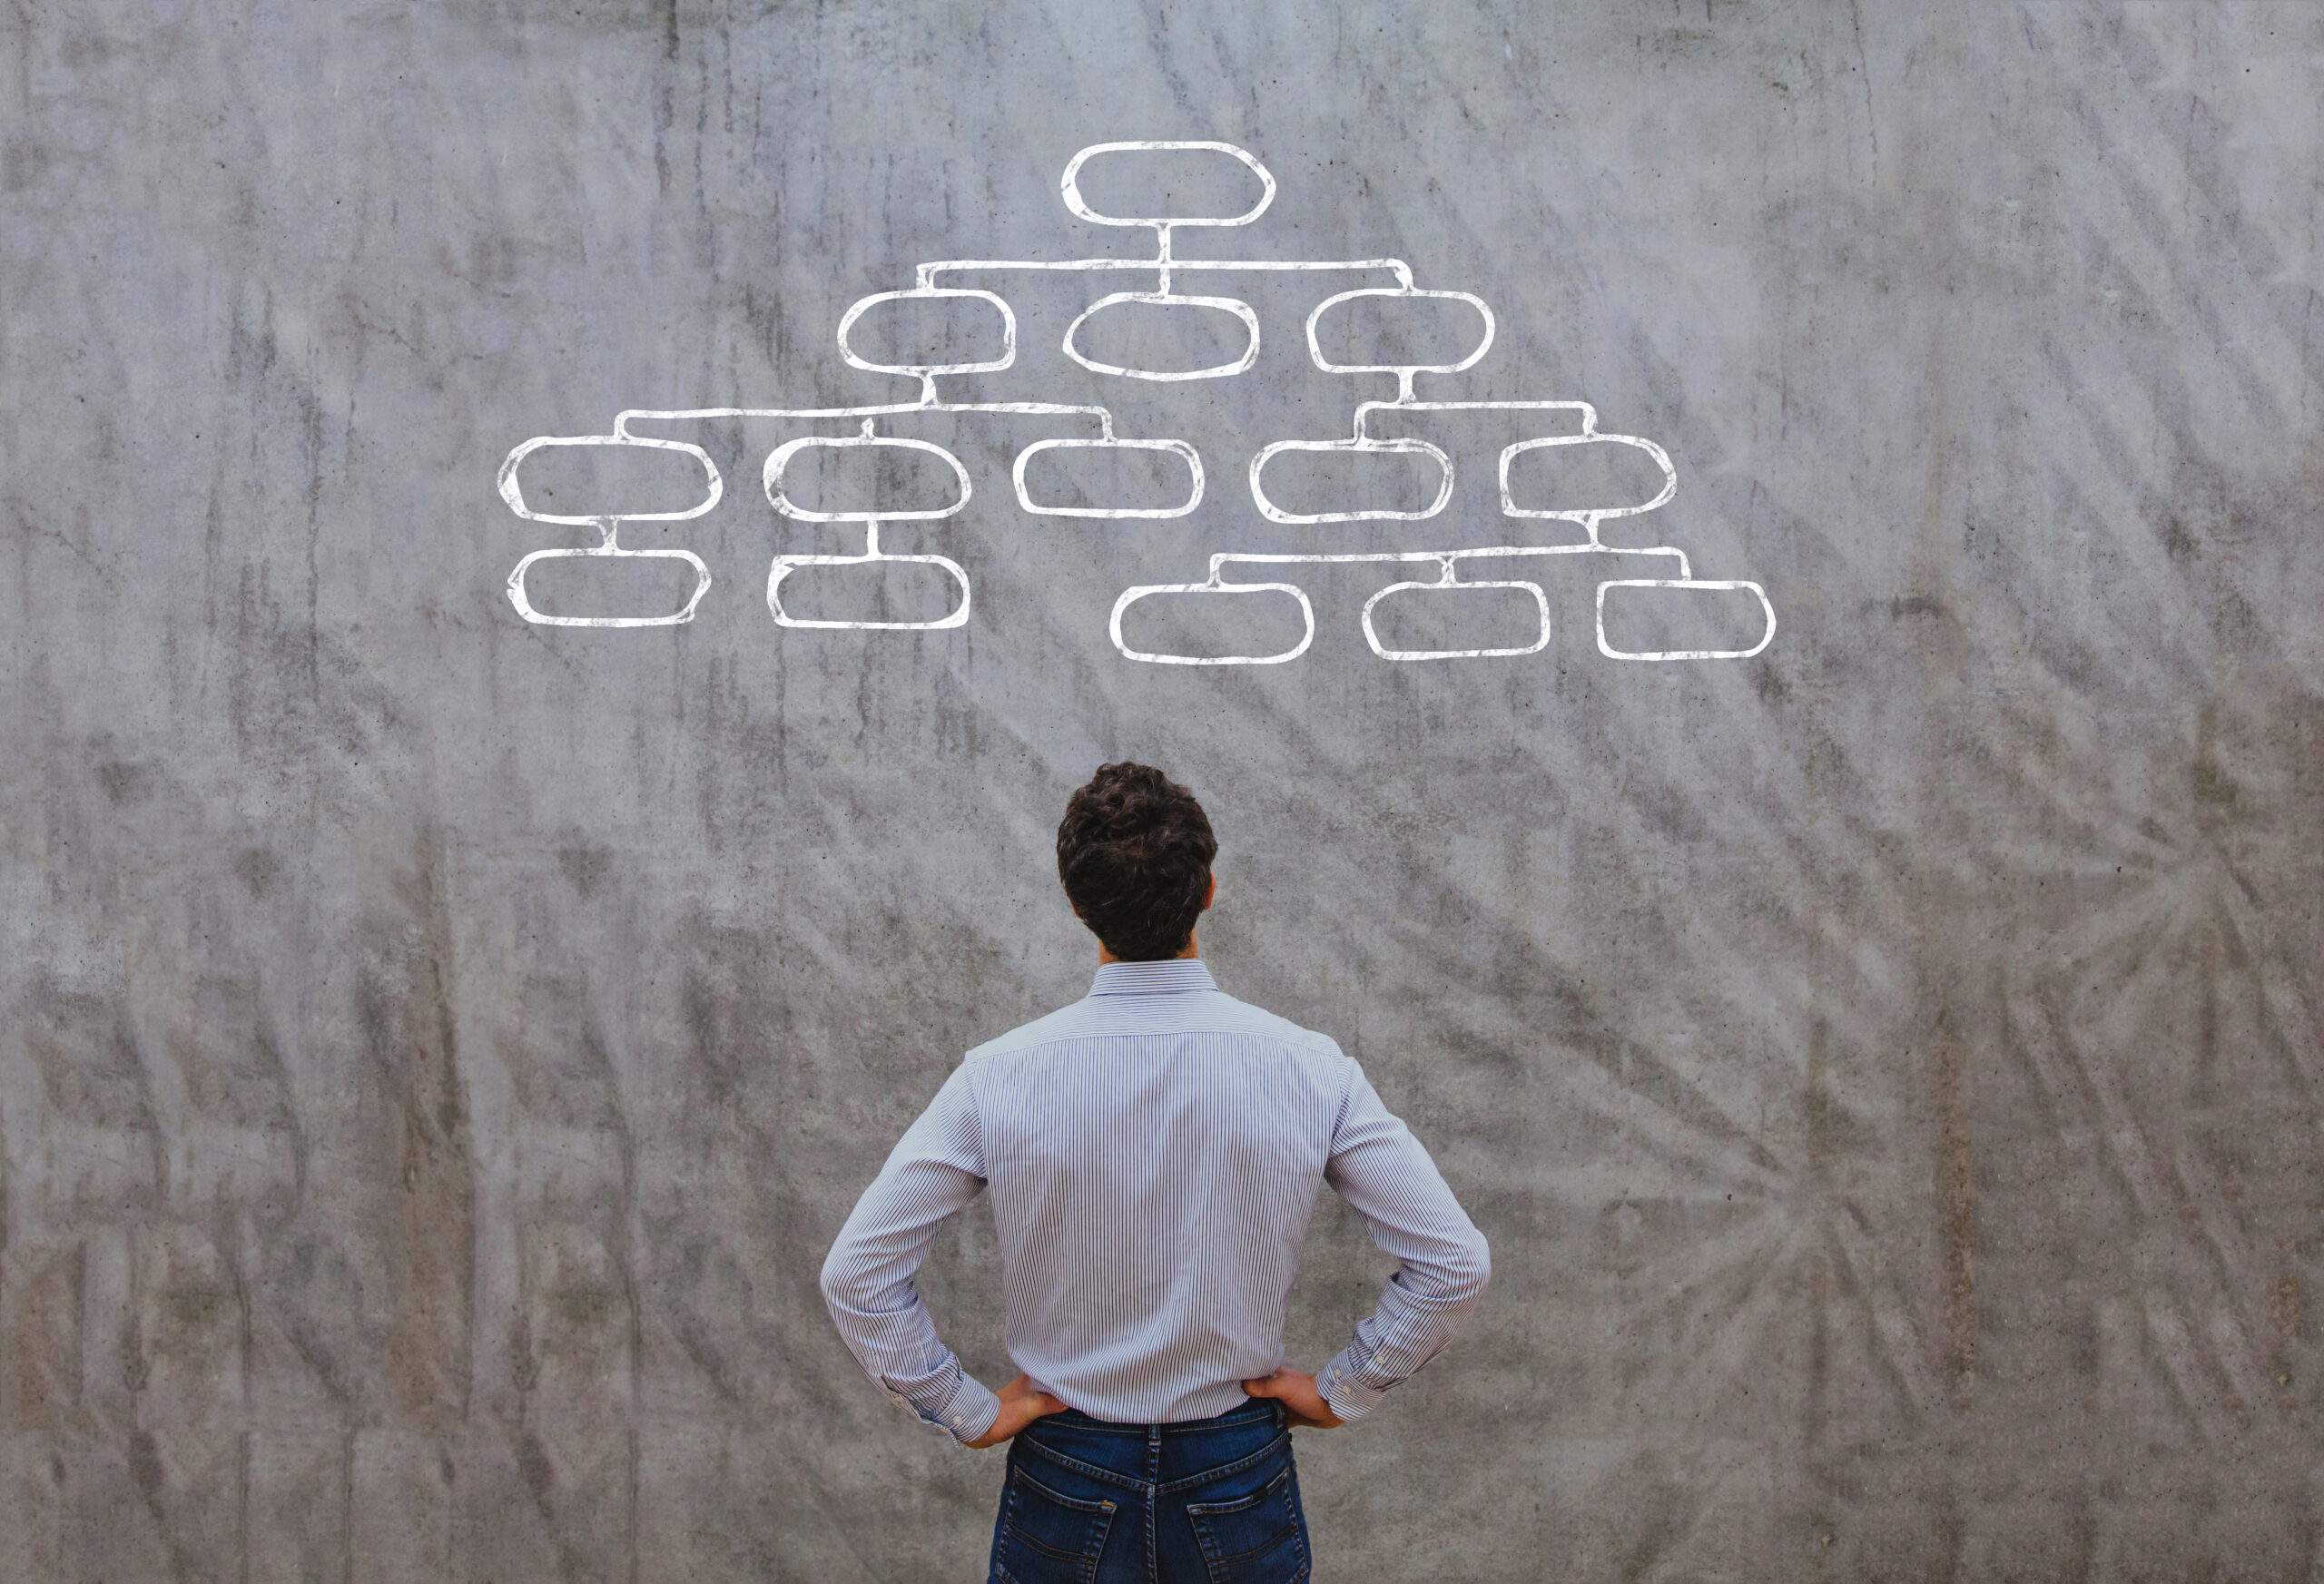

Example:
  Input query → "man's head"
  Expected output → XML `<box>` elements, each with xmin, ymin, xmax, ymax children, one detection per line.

<box><xmin>1057</xmin><ymin>762</ymin><xmax>1217</xmax><ymax>962</ymax></box>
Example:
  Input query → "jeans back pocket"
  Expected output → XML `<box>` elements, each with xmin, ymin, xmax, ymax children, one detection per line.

<box><xmin>996</xmin><ymin>1463</ymin><xmax>1117</xmax><ymax>1584</ymax></box>
<box><xmin>1185</xmin><ymin>1462</ymin><xmax>1307</xmax><ymax>1583</ymax></box>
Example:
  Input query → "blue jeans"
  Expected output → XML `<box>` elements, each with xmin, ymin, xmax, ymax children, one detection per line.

<box><xmin>988</xmin><ymin>1399</ymin><xmax>1311</xmax><ymax>1583</ymax></box>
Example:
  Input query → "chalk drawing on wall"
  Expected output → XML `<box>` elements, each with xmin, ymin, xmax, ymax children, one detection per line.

<box><xmin>499</xmin><ymin>140</ymin><xmax>1775</xmax><ymax>662</ymax></box>
<box><xmin>762</xmin><ymin>423</ymin><xmax>975</xmax><ymax>629</ymax></box>
<box><xmin>499</xmin><ymin>434</ymin><xmax>721</xmax><ymax>627</ymax></box>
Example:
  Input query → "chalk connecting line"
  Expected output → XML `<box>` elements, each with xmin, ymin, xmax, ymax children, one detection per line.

<box><xmin>499</xmin><ymin>141</ymin><xmax>1776</xmax><ymax>663</ymax></box>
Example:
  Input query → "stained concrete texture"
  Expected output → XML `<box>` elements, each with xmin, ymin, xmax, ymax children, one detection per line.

<box><xmin>5</xmin><ymin>2</ymin><xmax>2324</xmax><ymax>1579</ymax></box>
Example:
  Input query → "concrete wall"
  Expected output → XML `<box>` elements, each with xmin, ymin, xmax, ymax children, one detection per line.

<box><xmin>5</xmin><ymin>3</ymin><xmax>2322</xmax><ymax>1579</ymax></box>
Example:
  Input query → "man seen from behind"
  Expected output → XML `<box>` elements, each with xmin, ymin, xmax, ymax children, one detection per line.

<box><xmin>820</xmin><ymin>762</ymin><xmax>1492</xmax><ymax>1583</ymax></box>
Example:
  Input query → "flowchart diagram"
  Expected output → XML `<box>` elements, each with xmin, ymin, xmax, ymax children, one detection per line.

<box><xmin>498</xmin><ymin>141</ymin><xmax>1776</xmax><ymax>663</ymax></box>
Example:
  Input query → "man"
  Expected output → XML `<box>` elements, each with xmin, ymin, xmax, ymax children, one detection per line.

<box><xmin>821</xmin><ymin>762</ymin><xmax>1491</xmax><ymax>1582</ymax></box>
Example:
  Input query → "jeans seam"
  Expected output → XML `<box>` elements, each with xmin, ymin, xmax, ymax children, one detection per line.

<box><xmin>1146</xmin><ymin>1424</ymin><xmax>1161</xmax><ymax>1581</ymax></box>
<box><xmin>1154</xmin><ymin>1430</ymin><xmax>1291</xmax><ymax>1495</ymax></box>
<box><xmin>1012</xmin><ymin>1437</ymin><xmax>1149</xmax><ymax>1493</ymax></box>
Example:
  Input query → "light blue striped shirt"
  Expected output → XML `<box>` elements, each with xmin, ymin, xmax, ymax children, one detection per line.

<box><xmin>819</xmin><ymin>959</ymin><xmax>1492</xmax><ymax>1444</ymax></box>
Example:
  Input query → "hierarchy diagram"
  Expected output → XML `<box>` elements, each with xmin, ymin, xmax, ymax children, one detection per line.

<box><xmin>497</xmin><ymin>141</ymin><xmax>1775</xmax><ymax>663</ymax></box>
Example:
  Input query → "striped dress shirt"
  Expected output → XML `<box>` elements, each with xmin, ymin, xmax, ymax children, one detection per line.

<box><xmin>819</xmin><ymin>959</ymin><xmax>1492</xmax><ymax>1444</ymax></box>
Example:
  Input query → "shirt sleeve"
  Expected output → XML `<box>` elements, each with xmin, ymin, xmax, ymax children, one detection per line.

<box><xmin>818</xmin><ymin>1062</ymin><xmax>1003</xmax><ymax>1447</ymax></box>
<box><xmin>1315</xmin><ymin>1056</ymin><xmax>1492</xmax><ymax>1425</ymax></box>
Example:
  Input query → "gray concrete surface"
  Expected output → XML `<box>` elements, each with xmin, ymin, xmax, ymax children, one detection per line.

<box><xmin>5</xmin><ymin>2</ymin><xmax>2324</xmax><ymax>1579</ymax></box>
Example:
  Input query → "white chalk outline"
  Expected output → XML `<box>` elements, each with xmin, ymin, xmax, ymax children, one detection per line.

<box><xmin>498</xmin><ymin>433</ymin><xmax>721</xmax><ymax>627</ymax></box>
<box><xmin>1053</xmin><ymin>144</ymin><xmax>1275</xmax><ymax>383</ymax></box>
<box><xmin>507</xmin><ymin>537</ymin><xmax>714</xmax><ymax>628</ymax></box>
<box><xmin>1060</xmin><ymin>141</ymin><xmax>1277</xmax><ymax>230</ymax></box>
<box><xmin>836</xmin><ymin>288</ymin><xmax>1017</xmax><ymax>401</ymax></box>
<box><xmin>1109</xmin><ymin>543</ymin><xmax>1770</xmax><ymax>664</ymax></box>
<box><xmin>1109</xmin><ymin>578</ymin><xmax>1315</xmax><ymax>665</ymax></box>
<box><xmin>1064</xmin><ymin>288</ymin><xmax>1264</xmax><ymax>380</ymax></box>
<box><xmin>1500</xmin><ymin>428</ymin><xmax>1678</xmax><ymax>539</ymax></box>
<box><xmin>500</xmin><ymin>139</ymin><xmax>1778</xmax><ymax>660</ymax></box>
<box><xmin>759</xmin><ymin>422</ymin><xmax>977</xmax><ymax>631</ymax></box>
<box><xmin>1595</xmin><ymin>578</ymin><xmax>1777</xmax><ymax>661</ymax></box>
<box><xmin>1012</xmin><ymin>437</ymin><xmax>1205</xmax><ymax>518</ymax></box>
<box><xmin>1362</xmin><ymin>570</ymin><xmax>1552</xmax><ymax>662</ymax></box>
<box><xmin>1307</xmin><ymin>287</ymin><xmax>1495</xmax><ymax>404</ymax></box>
<box><xmin>1064</xmin><ymin>290</ymin><xmax>1262</xmax><ymax>382</ymax></box>
<box><xmin>1248</xmin><ymin>437</ymin><xmax>1454</xmax><ymax>524</ymax></box>
<box><xmin>497</xmin><ymin>434</ymin><xmax>724</xmax><ymax>526</ymax></box>
<box><xmin>763</xmin><ymin>428</ymin><xmax>972</xmax><ymax>522</ymax></box>
<box><xmin>768</xmin><ymin>521</ymin><xmax>972</xmax><ymax>632</ymax></box>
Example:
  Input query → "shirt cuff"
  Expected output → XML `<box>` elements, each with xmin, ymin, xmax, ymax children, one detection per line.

<box><xmin>929</xmin><ymin>1374</ymin><xmax>1002</xmax><ymax>1445</ymax></box>
<box><xmin>1316</xmin><ymin>1349</ymin><xmax>1392</xmax><ymax>1424</ymax></box>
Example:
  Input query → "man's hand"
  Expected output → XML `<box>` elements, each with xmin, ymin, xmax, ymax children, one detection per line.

<box><xmin>964</xmin><ymin>1372</ymin><xmax>1069</xmax><ymax>1449</ymax></box>
<box><xmin>1241</xmin><ymin>1368</ymin><xmax>1344</xmax><ymax>1429</ymax></box>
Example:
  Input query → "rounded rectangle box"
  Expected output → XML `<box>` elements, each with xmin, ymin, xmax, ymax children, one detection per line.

<box><xmin>837</xmin><ymin>288</ymin><xmax>1016</xmax><ymax>379</ymax></box>
<box><xmin>763</xmin><ymin>434</ymin><xmax>972</xmax><ymax>522</ymax></box>
<box><xmin>1594</xmin><ymin>578</ymin><xmax>1776</xmax><ymax>660</ymax></box>
<box><xmin>1065</xmin><ymin>291</ymin><xmax>1259</xmax><ymax>382</ymax></box>
<box><xmin>1012</xmin><ymin>437</ymin><xmax>1205</xmax><ymax>518</ymax></box>
<box><xmin>1499</xmin><ymin>433</ymin><xmax>1675</xmax><ymax>526</ymax></box>
<box><xmin>507</xmin><ymin>546</ymin><xmax>712</xmax><ymax>628</ymax></box>
<box><xmin>1060</xmin><ymin>141</ymin><xmax>1276</xmax><ymax>229</ymax></box>
<box><xmin>1305</xmin><ymin>287</ymin><xmax>1494</xmax><ymax>377</ymax></box>
<box><xmin>1247</xmin><ymin>438</ymin><xmax>1453</xmax><ymax>524</ymax></box>
<box><xmin>1362</xmin><ymin>577</ymin><xmax>1551</xmax><ymax>660</ymax></box>
<box><xmin>497</xmin><ymin>434</ymin><xmax>723</xmax><ymax>526</ymax></box>
<box><xmin>767</xmin><ymin>549</ymin><xmax>970</xmax><ymax>631</ymax></box>
<box><xmin>1108</xmin><ymin>581</ymin><xmax>1315</xmax><ymax>665</ymax></box>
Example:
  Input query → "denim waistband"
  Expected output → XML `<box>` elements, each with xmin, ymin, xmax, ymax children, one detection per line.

<box><xmin>1036</xmin><ymin>1398</ymin><xmax>1280</xmax><ymax>1437</ymax></box>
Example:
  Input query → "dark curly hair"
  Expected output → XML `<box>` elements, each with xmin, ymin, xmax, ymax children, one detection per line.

<box><xmin>1057</xmin><ymin>763</ymin><xmax>1217</xmax><ymax>961</ymax></box>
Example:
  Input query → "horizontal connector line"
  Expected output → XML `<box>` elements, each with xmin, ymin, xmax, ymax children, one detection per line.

<box><xmin>1208</xmin><ymin>543</ymin><xmax>1691</xmax><ymax>581</ymax></box>
<box><xmin>916</xmin><ymin>257</ymin><xmax>1152</xmax><ymax>287</ymax></box>
<box><xmin>917</xmin><ymin>256</ymin><xmax>1416</xmax><ymax>289</ymax></box>
<box><xmin>614</xmin><ymin>400</ymin><xmax>1118</xmax><ymax>440</ymax></box>
<box><xmin>1168</xmin><ymin>259</ymin><xmax>1416</xmax><ymax>285</ymax></box>
<box><xmin>935</xmin><ymin>401</ymin><xmax>1118</xmax><ymax>438</ymax></box>
<box><xmin>615</xmin><ymin>402</ymin><xmax>924</xmax><ymax>438</ymax></box>
<box><xmin>1447</xmin><ymin>544</ymin><xmax>1690</xmax><ymax>577</ymax></box>
<box><xmin>1354</xmin><ymin>398</ymin><xmax>1600</xmax><ymax>440</ymax></box>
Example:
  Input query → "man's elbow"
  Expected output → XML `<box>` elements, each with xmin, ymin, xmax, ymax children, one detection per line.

<box><xmin>1445</xmin><ymin>1230</ymin><xmax>1492</xmax><ymax>1305</ymax></box>
<box><xmin>818</xmin><ymin>1244</ymin><xmax>861</xmax><ymax>1315</ymax></box>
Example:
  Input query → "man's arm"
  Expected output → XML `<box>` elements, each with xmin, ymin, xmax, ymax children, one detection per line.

<box><xmin>1307</xmin><ymin>1056</ymin><xmax>1492</xmax><ymax>1424</ymax></box>
<box><xmin>818</xmin><ymin>1063</ymin><xmax>1009</xmax><ymax>1446</ymax></box>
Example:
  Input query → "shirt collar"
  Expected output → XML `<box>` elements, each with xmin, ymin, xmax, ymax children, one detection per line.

<box><xmin>1088</xmin><ymin>959</ymin><xmax>1218</xmax><ymax>997</ymax></box>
